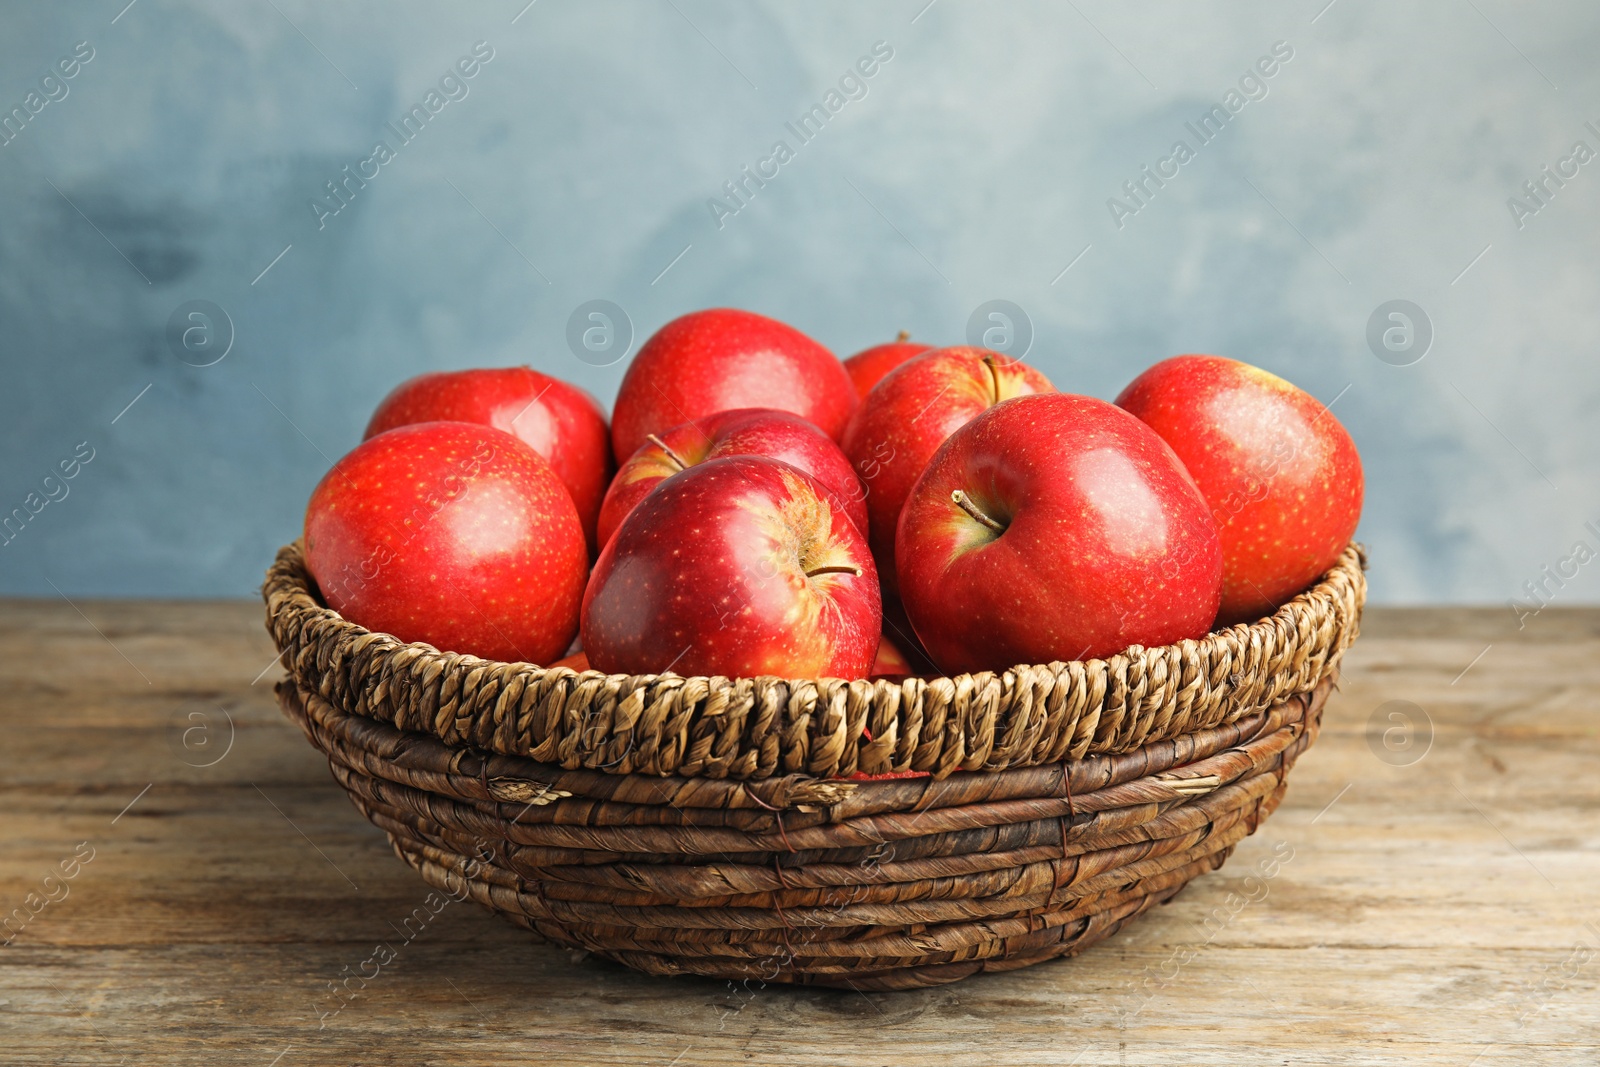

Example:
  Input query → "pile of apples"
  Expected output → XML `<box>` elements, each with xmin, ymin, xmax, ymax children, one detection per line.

<box><xmin>303</xmin><ymin>308</ymin><xmax>1362</xmax><ymax>681</ymax></box>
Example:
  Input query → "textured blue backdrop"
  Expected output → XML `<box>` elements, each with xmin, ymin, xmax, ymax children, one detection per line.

<box><xmin>1</xmin><ymin>0</ymin><xmax>1597</xmax><ymax>609</ymax></box>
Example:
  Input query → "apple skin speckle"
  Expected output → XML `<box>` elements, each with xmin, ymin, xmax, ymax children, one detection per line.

<box><xmin>610</xmin><ymin>309</ymin><xmax>857</xmax><ymax>463</ymax></box>
<box><xmin>303</xmin><ymin>420</ymin><xmax>587</xmax><ymax>665</ymax></box>
<box><xmin>896</xmin><ymin>393</ymin><xmax>1223</xmax><ymax>674</ymax></box>
<box><xmin>581</xmin><ymin>455</ymin><xmax>880</xmax><ymax>679</ymax></box>
<box><xmin>363</xmin><ymin>366</ymin><xmax>613</xmax><ymax>558</ymax></box>
<box><xmin>842</xmin><ymin>345</ymin><xmax>1055</xmax><ymax>596</ymax></box>
<box><xmin>598</xmin><ymin>407</ymin><xmax>867</xmax><ymax>551</ymax></box>
<box><xmin>1116</xmin><ymin>355</ymin><xmax>1363</xmax><ymax>624</ymax></box>
<box><xmin>843</xmin><ymin>336</ymin><xmax>935</xmax><ymax>398</ymax></box>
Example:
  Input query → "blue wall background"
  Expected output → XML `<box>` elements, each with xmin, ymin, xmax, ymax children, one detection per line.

<box><xmin>1</xmin><ymin>0</ymin><xmax>1597</xmax><ymax>605</ymax></box>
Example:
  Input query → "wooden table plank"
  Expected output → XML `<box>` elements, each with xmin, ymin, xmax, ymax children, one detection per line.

<box><xmin>1</xmin><ymin>601</ymin><xmax>1597</xmax><ymax>1065</ymax></box>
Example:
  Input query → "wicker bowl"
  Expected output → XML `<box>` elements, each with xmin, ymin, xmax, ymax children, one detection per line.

<box><xmin>264</xmin><ymin>541</ymin><xmax>1365</xmax><ymax>991</ymax></box>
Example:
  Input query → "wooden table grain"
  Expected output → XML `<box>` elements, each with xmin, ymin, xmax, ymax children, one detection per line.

<box><xmin>2</xmin><ymin>600</ymin><xmax>1597</xmax><ymax>1065</ymax></box>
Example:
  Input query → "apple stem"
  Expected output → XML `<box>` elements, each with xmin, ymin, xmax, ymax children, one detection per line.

<box><xmin>951</xmin><ymin>490</ymin><xmax>1005</xmax><ymax>533</ymax></box>
<box><xmin>805</xmin><ymin>564</ymin><xmax>862</xmax><ymax>578</ymax></box>
<box><xmin>646</xmin><ymin>433</ymin><xmax>690</xmax><ymax>471</ymax></box>
<box><xmin>896</xmin><ymin>330</ymin><xmax>910</xmax><ymax>343</ymax></box>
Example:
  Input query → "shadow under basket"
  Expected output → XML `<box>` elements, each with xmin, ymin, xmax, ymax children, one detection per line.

<box><xmin>264</xmin><ymin>542</ymin><xmax>1366</xmax><ymax>991</ymax></box>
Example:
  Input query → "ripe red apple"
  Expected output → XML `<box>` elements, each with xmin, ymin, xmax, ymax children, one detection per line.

<box><xmin>597</xmin><ymin>408</ymin><xmax>867</xmax><ymax>550</ymax></box>
<box><xmin>842</xmin><ymin>346</ymin><xmax>1053</xmax><ymax>591</ymax></box>
<box><xmin>870</xmin><ymin>634</ymin><xmax>916</xmax><ymax>680</ymax></box>
<box><xmin>582</xmin><ymin>456</ymin><xmax>880</xmax><ymax>678</ymax></box>
<box><xmin>843</xmin><ymin>331</ymin><xmax>933</xmax><ymax>398</ymax></box>
<box><xmin>303</xmin><ymin>421</ymin><xmax>587</xmax><ymax>665</ymax></box>
<box><xmin>363</xmin><ymin>367</ymin><xmax>612</xmax><ymax>556</ymax></box>
<box><xmin>880</xmin><ymin>593</ymin><xmax>939</xmax><ymax>675</ymax></box>
<box><xmin>610</xmin><ymin>309</ymin><xmax>856</xmax><ymax>461</ymax></box>
<box><xmin>896</xmin><ymin>393</ymin><xmax>1223</xmax><ymax>674</ymax></box>
<box><xmin>1115</xmin><ymin>355</ymin><xmax>1363</xmax><ymax>624</ymax></box>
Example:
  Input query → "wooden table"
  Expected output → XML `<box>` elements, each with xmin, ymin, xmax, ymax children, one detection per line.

<box><xmin>2</xmin><ymin>601</ymin><xmax>1596</xmax><ymax>1065</ymax></box>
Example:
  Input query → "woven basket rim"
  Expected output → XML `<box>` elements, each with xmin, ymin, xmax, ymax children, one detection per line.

<box><xmin>266</xmin><ymin>538</ymin><xmax>1365</xmax><ymax>684</ymax></box>
<box><xmin>263</xmin><ymin>540</ymin><xmax>1364</xmax><ymax>780</ymax></box>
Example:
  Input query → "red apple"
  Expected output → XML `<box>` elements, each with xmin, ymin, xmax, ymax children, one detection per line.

<box><xmin>551</xmin><ymin>650</ymin><xmax>590</xmax><ymax>671</ymax></box>
<box><xmin>610</xmin><ymin>309</ymin><xmax>856</xmax><ymax>461</ymax></box>
<box><xmin>304</xmin><ymin>421</ymin><xmax>587</xmax><ymax>665</ymax></box>
<box><xmin>896</xmin><ymin>393</ymin><xmax>1223</xmax><ymax>674</ymax></box>
<box><xmin>363</xmin><ymin>367</ymin><xmax>612</xmax><ymax>556</ymax></box>
<box><xmin>880</xmin><ymin>593</ymin><xmax>940</xmax><ymax>676</ymax></box>
<box><xmin>1115</xmin><ymin>355</ymin><xmax>1363</xmax><ymax>624</ymax></box>
<box><xmin>870</xmin><ymin>634</ymin><xmax>916</xmax><ymax>680</ymax></box>
<box><xmin>582</xmin><ymin>456</ymin><xmax>880</xmax><ymax>678</ymax></box>
<box><xmin>842</xmin><ymin>346</ymin><xmax>1053</xmax><ymax>592</ymax></box>
<box><xmin>597</xmin><ymin>408</ymin><xmax>867</xmax><ymax>550</ymax></box>
<box><xmin>843</xmin><ymin>331</ymin><xmax>933</xmax><ymax>399</ymax></box>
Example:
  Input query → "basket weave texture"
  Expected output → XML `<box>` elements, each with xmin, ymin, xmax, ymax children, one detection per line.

<box><xmin>265</xmin><ymin>541</ymin><xmax>1365</xmax><ymax>989</ymax></box>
